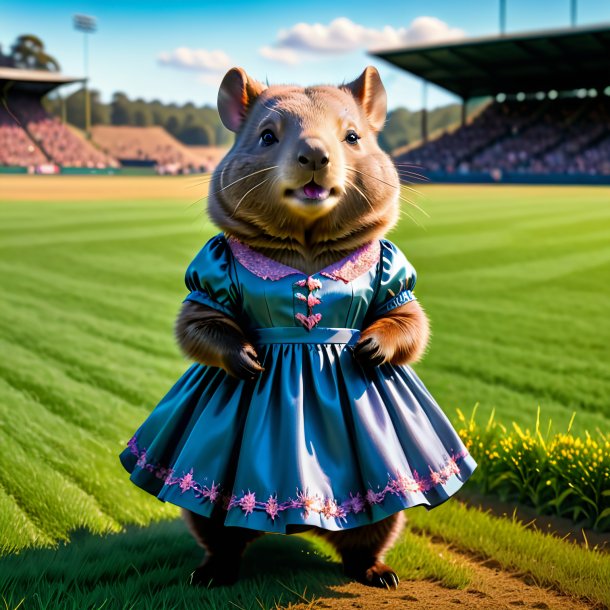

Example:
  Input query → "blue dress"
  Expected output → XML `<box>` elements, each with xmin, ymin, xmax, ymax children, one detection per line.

<box><xmin>119</xmin><ymin>233</ymin><xmax>477</xmax><ymax>533</ymax></box>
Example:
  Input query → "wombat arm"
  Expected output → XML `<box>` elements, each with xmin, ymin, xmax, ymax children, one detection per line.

<box><xmin>174</xmin><ymin>300</ymin><xmax>263</xmax><ymax>378</ymax></box>
<box><xmin>355</xmin><ymin>300</ymin><xmax>430</xmax><ymax>366</ymax></box>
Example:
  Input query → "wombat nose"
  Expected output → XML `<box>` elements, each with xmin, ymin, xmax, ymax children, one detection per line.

<box><xmin>297</xmin><ymin>139</ymin><xmax>330</xmax><ymax>171</ymax></box>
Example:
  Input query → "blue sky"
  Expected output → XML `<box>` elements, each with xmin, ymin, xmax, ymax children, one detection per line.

<box><xmin>3</xmin><ymin>0</ymin><xmax>610</xmax><ymax>111</ymax></box>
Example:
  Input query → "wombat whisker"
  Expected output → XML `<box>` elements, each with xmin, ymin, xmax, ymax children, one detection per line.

<box><xmin>231</xmin><ymin>177</ymin><xmax>271</xmax><ymax>218</ymax></box>
<box><xmin>393</xmin><ymin>168</ymin><xmax>430</xmax><ymax>182</ymax></box>
<box><xmin>346</xmin><ymin>165</ymin><xmax>421</xmax><ymax>194</ymax></box>
<box><xmin>344</xmin><ymin>177</ymin><xmax>379</xmax><ymax>220</ymax></box>
<box><xmin>392</xmin><ymin>162</ymin><xmax>425</xmax><ymax>170</ymax></box>
<box><xmin>397</xmin><ymin>196</ymin><xmax>430</xmax><ymax>219</ymax></box>
<box><xmin>392</xmin><ymin>167</ymin><xmax>430</xmax><ymax>181</ymax></box>
<box><xmin>345</xmin><ymin>166</ymin><xmax>428</xmax><ymax>216</ymax></box>
<box><xmin>209</xmin><ymin>165</ymin><xmax>279</xmax><ymax>199</ymax></box>
<box><xmin>184</xmin><ymin>176</ymin><xmax>215</xmax><ymax>189</ymax></box>
<box><xmin>345</xmin><ymin>165</ymin><xmax>394</xmax><ymax>188</ymax></box>
<box><xmin>401</xmin><ymin>206</ymin><xmax>426</xmax><ymax>230</ymax></box>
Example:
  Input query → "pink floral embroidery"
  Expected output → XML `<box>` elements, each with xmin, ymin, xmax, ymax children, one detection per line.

<box><xmin>295</xmin><ymin>312</ymin><xmax>322</xmax><ymax>330</ymax></box>
<box><xmin>239</xmin><ymin>491</ymin><xmax>257</xmax><ymax>515</ymax></box>
<box><xmin>295</xmin><ymin>292</ymin><xmax>321</xmax><ymax>307</ymax></box>
<box><xmin>179</xmin><ymin>470</ymin><xmax>195</xmax><ymax>493</ymax></box>
<box><xmin>265</xmin><ymin>495</ymin><xmax>279</xmax><ymax>520</ymax></box>
<box><xmin>344</xmin><ymin>492</ymin><xmax>366</xmax><ymax>514</ymax></box>
<box><xmin>295</xmin><ymin>277</ymin><xmax>322</xmax><ymax>291</ymax></box>
<box><xmin>126</xmin><ymin>435</ymin><xmax>471</xmax><ymax>524</ymax></box>
<box><xmin>136</xmin><ymin>451</ymin><xmax>148</xmax><ymax>469</ymax></box>
<box><xmin>366</xmin><ymin>488</ymin><xmax>384</xmax><ymax>505</ymax></box>
<box><xmin>294</xmin><ymin>275</ymin><xmax>323</xmax><ymax>330</ymax></box>
<box><xmin>204</xmin><ymin>482</ymin><xmax>221</xmax><ymax>503</ymax></box>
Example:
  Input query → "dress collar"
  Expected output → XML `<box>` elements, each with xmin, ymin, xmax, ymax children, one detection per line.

<box><xmin>226</xmin><ymin>235</ymin><xmax>380</xmax><ymax>283</ymax></box>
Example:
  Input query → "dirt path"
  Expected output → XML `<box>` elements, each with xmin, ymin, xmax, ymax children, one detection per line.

<box><xmin>285</xmin><ymin>539</ymin><xmax>598</xmax><ymax>610</ymax></box>
<box><xmin>0</xmin><ymin>174</ymin><xmax>205</xmax><ymax>202</ymax></box>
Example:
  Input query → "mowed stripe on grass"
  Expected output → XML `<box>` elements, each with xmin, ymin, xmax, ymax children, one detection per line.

<box><xmin>0</xmin><ymin>179</ymin><xmax>609</xmax><ymax>556</ymax></box>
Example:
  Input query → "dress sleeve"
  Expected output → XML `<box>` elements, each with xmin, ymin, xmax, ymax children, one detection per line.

<box><xmin>369</xmin><ymin>239</ymin><xmax>417</xmax><ymax>317</ymax></box>
<box><xmin>183</xmin><ymin>233</ymin><xmax>241</xmax><ymax>319</ymax></box>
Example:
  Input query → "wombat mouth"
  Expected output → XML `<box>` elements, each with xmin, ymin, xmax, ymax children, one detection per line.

<box><xmin>285</xmin><ymin>180</ymin><xmax>337</xmax><ymax>204</ymax></box>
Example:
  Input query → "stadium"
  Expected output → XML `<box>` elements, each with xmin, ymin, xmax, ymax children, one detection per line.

<box><xmin>371</xmin><ymin>21</ymin><xmax>610</xmax><ymax>184</ymax></box>
<box><xmin>1</xmin><ymin>22</ymin><xmax>610</xmax><ymax>182</ymax></box>
<box><xmin>0</xmin><ymin>54</ymin><xmax>222</xmax><ymax>175</ymax></box>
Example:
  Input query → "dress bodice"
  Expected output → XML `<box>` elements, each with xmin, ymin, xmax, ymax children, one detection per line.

<box><xmin>183</xmin><ymin>233</ymin><xmax>418</xmax><ymax>335</ymax></box>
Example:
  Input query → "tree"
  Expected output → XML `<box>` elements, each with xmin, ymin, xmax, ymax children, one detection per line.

<box><xmin>379</xmin><ymin>108</ymin><xmax>413</xmax><ymax>153</ymax></box>
<box><xmin>179</xmin><ymin>123</ymin><xmax>214</xmax><ymax>145</ymax></box>
<box><xmin>10</xmin><ymin>34</ymin><xmax>60</xmax><ymax>71</ymax></box>
<box><xmin>164</xmin><ymin>114</ymin><xmax>180</xmax><ymax>136</ymax></box>
<box><xmin>111</xmin><ymin>92</ymin><xmax>131</xmax><ymax>125</ymax></box>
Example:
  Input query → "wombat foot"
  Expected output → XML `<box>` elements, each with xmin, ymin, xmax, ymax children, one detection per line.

<box><xmin>189</xmin><ymin>556</ymin><xmax>240</xmax><ymax>588</ymax></box>
<box><xmin>344</xmin><ymin>560</ymin><xmax>400</xmax><ymax>589</ymax></box>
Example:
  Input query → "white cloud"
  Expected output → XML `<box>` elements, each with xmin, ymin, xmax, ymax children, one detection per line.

<box><xmin>157</xmin><ymin>47</ymin><xmax>233</xmax><ymax>73</ymax></box>
<box><xmin>259</xmin><ymin>45</ymin><xmax>301</xmax><ymax>66</ymax></box>
<box><xmin>260</xmin><ymin>16</ymin><xmax>465</xmax><ymax>64</ymax></box>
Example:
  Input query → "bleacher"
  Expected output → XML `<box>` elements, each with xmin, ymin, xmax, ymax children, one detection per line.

<box><xmin>0</xmin><ymin>103</ymin><xmax>47</xmax><ymax>167</ymax></box>
<box><xmin>372</xmin><ymin>22</ymin><xmax>610</xmax><ymax>182</ymax></box>
<box><xmin>90</xmin><ymin>125</ymin><xmax>212</xmax><ymax>175</ymax></box>
<box><xmin>0</xmin><ymin>67</ymin><xmax>118</xmax><ymax>171</ymax></box>
<box><xmin>397</xmin><ymin>96</ymin><xmax>610</xmax><ymax>176</ymax></box>
<box><xmin>10</xmin><ymin>92</ymin><xmax>117</xmax><ymax>169</ymax></box>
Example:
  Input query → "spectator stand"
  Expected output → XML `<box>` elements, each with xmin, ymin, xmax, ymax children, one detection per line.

<box><xmin>370</xmin><ymin>22</ymin><xmax>610</xmax><ymax>183</ymax></box>
<box><xmin>0</xmin><ymin>66</ymin><xmax>118</xmax><ymax>173</ymax></box>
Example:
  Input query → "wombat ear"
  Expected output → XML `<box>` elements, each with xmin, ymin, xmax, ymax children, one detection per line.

<box><xmin>218</xmin><ymin>67</ymin><xmax>267</xmax><ymax>132</ymax></box>
<box><xmin>340</xmin><ymin>66</ymin><xmax>387</xmax><ymax>133</ymax></box>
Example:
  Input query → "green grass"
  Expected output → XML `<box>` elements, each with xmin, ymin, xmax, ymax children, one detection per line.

<box><xmin>399</xmin><ymin>185</ymin><xmax>610</xmax><ymax>438</ymax></box>
<box><xmin>0</xmin><ymin>181</ymin><xmax>609</xmax><ymax>606</ymax></box>
<box><xmin>0</xmin><ymin>513</ymin><xmax>476</xmax><ymax>610</ymax></box>
<box><xmin>406</xmin><ymin>492</ymin><xmax>610</xmax><ymax>608</ymax></box>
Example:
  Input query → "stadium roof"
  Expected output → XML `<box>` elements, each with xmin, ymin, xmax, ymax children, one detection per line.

<box><xmin>0</xmin><ymin>67</ymin><xmax>84</xmax><ymax>95</ymax></box>
<box><xmin>369</xmin><ymin>22</ymin><xmax>610</xmax><ymax>99</ymax></box>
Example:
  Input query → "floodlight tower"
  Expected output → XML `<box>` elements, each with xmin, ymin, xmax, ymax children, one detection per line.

<box><xmin>499</xmin><ymin>0</ymin><xmax>506</xmax><ymax>35</ymax></box>
<box><xmin>73</xmin><ymin>13</ymin><xmax>97</xmax><ymax>139</ymax></box>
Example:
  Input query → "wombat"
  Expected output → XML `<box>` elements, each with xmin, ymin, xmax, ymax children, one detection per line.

<box><xmin>120</xmin><ymin>64</ymin><xmax>477</xmax><ymax>591</ymax></box>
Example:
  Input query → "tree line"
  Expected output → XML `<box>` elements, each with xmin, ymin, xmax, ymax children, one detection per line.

<box><xmin>42</xmin><ymin>90</ymin><xmax>235</xmax><ymax>147</ymax></box>
<box><xmin>3</xmin><ymin>33</ymin><xmax>487</xmax><ymax>152</ymax></box>
<box><xmin>42</xmin><ymin>88</ymin><xmax>485</xmax><ymax>151</ymax></box>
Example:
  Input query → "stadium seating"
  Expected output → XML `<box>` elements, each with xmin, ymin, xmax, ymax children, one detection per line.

<box><xmin>91</xmin><ymin>125</ymin><xmax>214</xmax><ymax>174</ymax></box>
<box><xmin>0</xmin><ymin>103</ymin><xmax>47</xmax><ymax>168</ymax></box>
<box><xmin>396</xmin><ymin>96</ymin><xmax>610</xmax><ymax>176</ymax></box>
<box><xmin>8</xmin><ymin>93</ymin><xmax>118</xmax><ymax>169</ymax></box>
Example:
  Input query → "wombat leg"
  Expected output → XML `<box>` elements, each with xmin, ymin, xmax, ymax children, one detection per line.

<box><xmin>313</xmin><ymin>511</ymin><xmax>406</xmax><ymax>589</ymax></box>
<box><xmin>182</xmin><ymin>507</ymin><xmax>265</xmax><ymax>588</ymax></box>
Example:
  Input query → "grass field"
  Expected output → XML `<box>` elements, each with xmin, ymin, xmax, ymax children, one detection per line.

<box><xmin>0</xmin><ymin>176</ymin><xmax>609</xmax><ymax>609</ymax></box>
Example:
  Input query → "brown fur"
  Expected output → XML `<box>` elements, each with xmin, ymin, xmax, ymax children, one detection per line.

<box><xmin>179</xmin><ymin>65</ymin><xmax>430</xmax><ymax>587</ymax></box>
<box><xmin>175</xmin><ymin>300</ymin><xmax>263</xmax><ymax>379</ymax></box>
<box><xmin>182</xmin><ymin>508</ymin><xmax>264</xmax><ymax>587</ymax></box>
<box><xmin>354</xmin><ymin>300</ymin><xmax>431</xmax><ymax>367</ymax></box>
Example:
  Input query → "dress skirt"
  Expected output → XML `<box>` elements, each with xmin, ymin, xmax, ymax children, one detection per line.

<box><xmin>119</xmin><ymin>327</ymin><xmax>478</xmax><ymax>533</ymax></box>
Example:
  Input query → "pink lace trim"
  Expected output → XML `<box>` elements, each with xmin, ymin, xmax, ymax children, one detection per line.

<box><xmin>126</xmin><ymin>435</ymin><xmax>471</xmax><ymax>523</ymax></box>
<box><xmin>319</xmin><ymin>240</ymin><xmax>381</xmax><ymax>283</ymax></box>
<box><xmin>226</xmin><ymin>236</ymin><xmax>380</xmax><ymax>283</ymax></box>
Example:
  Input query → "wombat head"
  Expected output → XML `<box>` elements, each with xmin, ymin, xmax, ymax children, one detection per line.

<box><xmin>208</xmin><ymin>66</ymin><xmax>400</xmax><ymax>250</ymax></box>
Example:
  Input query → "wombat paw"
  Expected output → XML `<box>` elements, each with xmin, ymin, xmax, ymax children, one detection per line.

<box><xmin>353</xmin><ymin>334</ymin><xmax>388</xmax><ymax>367</ymax></box>
<box><xmin>345</xmin><ymin>561</ymin><xmax>400</xmax><ymax>589</ymax></box>
<box><xmin>224</xmin><ymin>343</ymin><xmax>264</xmax><ymax>380</ymax></box>
<box><xmin>189</xmin><ymin>557</ymin><xmax>240</xmax><ymax>588</ymax></box>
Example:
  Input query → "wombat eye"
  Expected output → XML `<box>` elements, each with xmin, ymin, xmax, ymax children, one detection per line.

<box><xmin>260</xmin><ymin>129</ymin><xmax>278</xmax><ymax>146</ymax></box>
<box><xmin>345</xmin><ymin>131</ymin><xmax>360</xmax><ymax>145</ymax></box>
